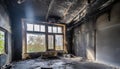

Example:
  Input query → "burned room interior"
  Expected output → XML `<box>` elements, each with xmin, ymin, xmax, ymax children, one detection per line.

<box><xmin>0</xmin><ymin>0</ymin><xmax>120</xmax><ymax>69</ymax></box>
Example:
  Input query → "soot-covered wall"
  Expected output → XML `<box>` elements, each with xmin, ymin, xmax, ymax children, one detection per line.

<box><xmin>0</xmin><ymin>2</ymin><xmax>12</xmax><ymax>67</ymax></box>
<box><xmin>73</xmin><ymin>20</ymin><xmax>95</xmax><ymax>60</ymax></box>
<box><xmin>72</xmin><ymin>1</ymin><xmax>120</xmax><ymax>67</ymax></box>
<box><xmin>96</xmin><ymin>2</ymin><xmax>120</xmax><ymax>66</ymax></box>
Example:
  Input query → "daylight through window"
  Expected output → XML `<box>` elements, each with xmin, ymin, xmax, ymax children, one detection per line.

<box><xmin>25</xmin><ymin>22</ymin><xmax>65</xmax><ymax>53</ymax></box>
<box><xmin>0</xmin><ymin>29</ymin><xmax>5</xmax><ymax>54</ymax></box>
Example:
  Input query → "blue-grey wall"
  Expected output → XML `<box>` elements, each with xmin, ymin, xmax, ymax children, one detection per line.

<box><xmin>0</xmin><ymin>2</ymin><xmax>12</xmax><ymax>67</ymax></box>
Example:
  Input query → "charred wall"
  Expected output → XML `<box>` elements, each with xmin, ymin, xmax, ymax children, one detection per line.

<box><xmin>71</xmin><ymin>1</ymin><xmax>120</xmax><ymax>66</ymax></box>
<box><xmin>72</xmin><ymin>19</ymin><xmax>95</xmax><ymax>60</ymax></box>
<box><xmin>0</xmin><ymin>1</ymin><xmax>12</xmax><ymax>67</ymax></box>
<box><xmin>96</xmin><ymin>2</ymin><xmax>120</xmax><ymax>66</ymax></box>
<box><xmin>10</xmin><ymin>15</ymin><xmax>23</xmax><ymax>61</ymax></box>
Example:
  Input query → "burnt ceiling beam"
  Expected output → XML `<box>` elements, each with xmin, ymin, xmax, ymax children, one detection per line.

<box><xmin>63</xmin><ymin>2</ymin><xmax>73</xmax><ymax>18</ymax></box>
<box><xmin>67</xmin><ymin>0</ymin><xmax>117</xmax><ymax>30</ymax></box>
<box><xmin>69</xmin><ymin>5</ymin><xmax>87</xmax><ymax>23</ymax></box>
<box><xmin>99</xmin><ymin>0</ymin><xmax>115</xmax><ymax>10</ymax></box>
<box><xmin>46</xmin><ymin>0</ymin><xmax>54</xmax><ymax>20</ymax></box>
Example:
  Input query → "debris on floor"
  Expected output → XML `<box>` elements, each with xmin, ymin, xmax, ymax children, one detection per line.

<box><xmin>8</xmin><ymin>57</ymin><xmax>118</xmax><ymax>69</ymax></box>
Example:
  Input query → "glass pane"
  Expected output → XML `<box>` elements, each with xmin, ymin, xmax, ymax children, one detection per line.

<box><xmin>0</xmin><ymin>31</ymin><xmax>5</xmax><ymax>54</ymax></box>
<box><xmin>41</xmin><ymin>25</ymin><xmax>45</xmax><ymax>32</ymax></box>
<box><xmin>58</xmin><ymin>27</ymin><xmax>62</xmax><ymax>33</ymax></box>
<box><xmin>48</xmin><ymin>35</ymin><xmax>54</xmax><ymax>49</ymax></box>
<box><xmin>27</xmin><ymin>34</ymin><xmax>46</xmax><ymax>53</ymax></box>
<box><xmin>53</xmin><ymin>27</ymin><xmax>57</xmax><ymax>33</ymax></box>
<box><xmin>48</xmin><ymin>26</ymin><xmax>52</xmax><ymax>33</ymax></box>
<box><xmin>27</xmin><ymin>24</ymin><xmax>33</xmax><ymax>31</ymax></box>
<box><xmin>55</xmin><ymin>35</ymin><xmax>63</xmax><ymax>50</ymax></box>
<box><xmin>34</xmin><ymin>24</ymin><xmax>40</xmax><ymax>31</ymax></box>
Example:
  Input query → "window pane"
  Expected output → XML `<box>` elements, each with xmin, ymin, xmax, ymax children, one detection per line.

<box><xmin>41</xmin><ymin>25</ymin><xmax>45</xmax><ymax>32</ymax></box>
<box><xmin>34</xmin><ymin>24</ymin><xmax>40</xmax><ymax>31</ymax></box>
<box><xmin>27</xmin><ymin>34</ymin><xmax>46</xmax><ymax>53</ymax></box>
<box><xmin>0</xmin><ymin>31</ymin><xmax>5</xmax><ymax>54</ymax></box>
<box><xmin>27</xmin><ymin>24</ymin><xmax>33</xmax><ymax>31</ymax></box>
<box><xmin>55</xmin><ymin>35</ymin><xmax>63</xmax><ymax>50</ymax></box>
<box><xmin>48</xmin><ymin>26</ymin><xmax>52</xmax><ymax>33</ymax></box>
<box><xmin>53</xmin><ymin>27</ymin><xmax>57</xmax><ymax>33</ymax></box>
<box><xmin>58</xmin><ymin>27</ymin><xmax>62</xmax><ymax>33</ymax></box>
<box><xmin>48</xmin><ymin>35</ymin><xmax>54</xmax><ymax>49</ymax></box>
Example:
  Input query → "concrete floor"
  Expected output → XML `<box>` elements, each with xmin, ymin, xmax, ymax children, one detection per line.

<box><xmin>9</xmin><ymin>58</ymin><xmax>117</xmax><ymax>69</ymax></box>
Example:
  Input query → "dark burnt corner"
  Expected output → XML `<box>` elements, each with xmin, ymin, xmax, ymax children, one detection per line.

<box><xmin>0</xmin><ymin>0</ymin><xmax>120</xmax><ymax>69</ymax></box>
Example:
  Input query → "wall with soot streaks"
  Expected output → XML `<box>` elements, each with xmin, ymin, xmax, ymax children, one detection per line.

<box><xmin>0</xmin><ymin>1</ymin><xmax>12</xmax><ymax>67</ymax></box>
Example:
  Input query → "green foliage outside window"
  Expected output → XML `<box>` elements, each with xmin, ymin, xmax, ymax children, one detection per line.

<box><xmin>27</xmin><ymin>34</ymin><xmax>46</xmax><ymax>53</ymax></box>
<box><xmin>0</xmin><ymin>31</ymin><xmax>5</xmax><ymax>54</ymax></box>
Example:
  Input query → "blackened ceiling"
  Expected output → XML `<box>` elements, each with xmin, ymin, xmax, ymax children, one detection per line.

<box><xmin>4</xmin><ymin>0</ymin><xmax>116</xmax><ymax>24</ymax></box>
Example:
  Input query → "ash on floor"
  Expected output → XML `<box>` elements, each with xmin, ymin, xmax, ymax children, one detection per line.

<box><xmin>10</xmin><ymin>58</ymin><xmax>117</xmax><ymax>69</ymax></box>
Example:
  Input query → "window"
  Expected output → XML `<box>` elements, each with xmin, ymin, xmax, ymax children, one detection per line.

<box><xmin>48</xmin><ymin>26</ymin><xmax>52</xmax><ymax>33</ymax></box>
<box><xmin>0</xmin><ymin>29</ymin><xmax>5</xmax><ymax>54</ymax></box>
<box><xmin>25</xmin><ymin>22</ymin><xmax>65</xmax><ymax>53</ymax></box>
<box><xmin>58</xmin><ymin>27</ymin><xmax>62</xmax><ymax>33</ymax></box>
<box><xmin>53</xmin><ymin>26</ymin><xmax>57</xmax><ymax>33</ymax></box>
<box><xmin>49</xmin><ymin>26</ymin><xmax>62</xmax><ymax>33</ymax></box>
<box><xmin>40</xmin><ymin>25</ymin><xmax>45</xmax><ymax>32</ymax></box>
<box><xmin>34</xmin><ymin>24</ymin><xmax>40</xmax><ymax>31</ymax></box>
<box><xmin>27</xmin><ymin>34</ymin><xmax>46</xmax><ymax>53</ymax></box>
<box><xmin>27</xmin><ymin>24</ymin><xmax>33</xmax><ymax>31</ymax></box>
<box><xmin>48</xmin><ymin>35</ymin><xmax>54</xmax><ymax>49</ymax></box>
<box><xmin>55</xmin><ymin>35</ymin><xmax>63</xmax><ymax>50</ymax></box>
<box><xmin>26</xmin><ymin>24</ymin><xmax>46</xmax><ymax>53</ymax></box>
